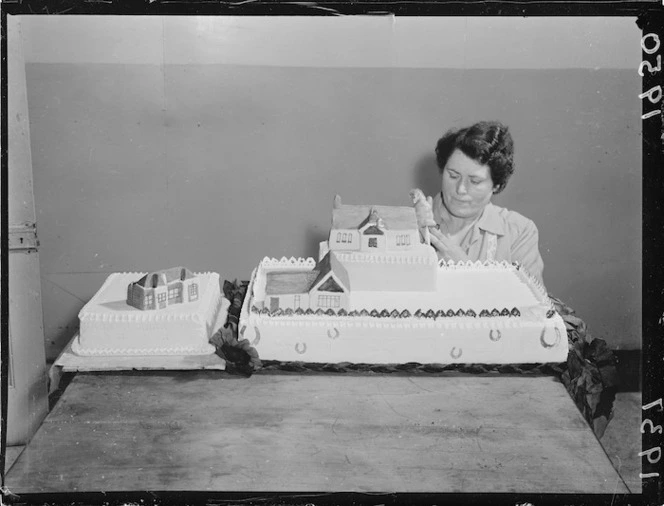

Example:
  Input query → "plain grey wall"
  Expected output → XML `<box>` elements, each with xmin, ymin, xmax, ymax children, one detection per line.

<box><xmin>17</xmin><ymin>16</ymin><xmax>642</xmax><ymax>360</ymax></box>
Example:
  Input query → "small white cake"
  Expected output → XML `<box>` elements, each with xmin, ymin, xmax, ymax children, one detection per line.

<box><xmin>73</xmin><ymin>271</ymin><xmax>228</xmax><ymax>356</ymax></box>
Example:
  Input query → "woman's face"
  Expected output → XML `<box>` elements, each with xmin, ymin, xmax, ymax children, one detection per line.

<box><xmin>441</xmin><ymin>149</ymin><xmax>498</xmax><ymax>220</ymax></box>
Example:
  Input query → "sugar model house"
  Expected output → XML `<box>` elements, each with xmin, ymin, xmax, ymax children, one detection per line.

<box><xmin>262</xmin><ymin>196</ymin><xmax>438</xmax><ymax>313</ymax></box>
<box><xmin>127</xmin><ymin>266</ymin><xmax>200</xmax><ymax>310</ymax></box>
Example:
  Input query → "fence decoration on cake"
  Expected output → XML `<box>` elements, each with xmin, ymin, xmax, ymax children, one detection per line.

<box><xmin>260</xmin><ymin>257</ymin><xmax>317</xmax><ymax>269</ymax></box>
<box><xmin>336</xmin><ymin>251</ymin><xmax>438</xmax><ymax>265</ymax></box>
<box><xmin>437</xmin><ymin>259</ymin><xmax>514</xmax><ymax>270</ymax></box>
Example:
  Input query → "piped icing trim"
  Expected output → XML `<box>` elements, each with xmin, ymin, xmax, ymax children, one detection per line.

<box><xmin>335</xmin><ymin>251</ymin><xmax>437</xmax><ymax>265</ymax></box>
<box><xmin>71</xmin><ymin>339</ymin><xmax>215</xmax><ymax>356</ymax></box>
<box><xmin>510</xmin><ymin>262</ymin><xmax>555</xmax><ymax>311</ymax></box>
<box><xmin>260</xmin><ymin>257</ymin><xmax>316</xmax><ymax>269</ymax></box>
<box><xmin>206</xmin><ymin>290</ymin><xmax>227</xmax><ymax>332</ymax></box>
<box><xmin>437</xmin><ymin>259</ymin><xmax>514</xmax><ymax>271</ymax></box>
<box><xmin>79</xmin><ymin>311</ymin><xmax>209</xmax><ymax>323</ymax></box>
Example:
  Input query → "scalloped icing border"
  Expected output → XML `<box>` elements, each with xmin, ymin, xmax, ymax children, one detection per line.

<box><xmin>260</xmin><ymin>257</ymin><xmax>317</xmax><ymax>269</ymax></box>
<box><xmin>71</xmin><ymin>339</ymin><xmax>215</xmax><ymax>356</ymax></box>
<box><xmin>510</xmin><ymin>263</ymin><xmax>553</xmax><ymax>309</ymax></box>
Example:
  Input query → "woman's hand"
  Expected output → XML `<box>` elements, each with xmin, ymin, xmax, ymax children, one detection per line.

<box><xmin>429</xmin><ymin>227</ymin><xmax>469</xmax><ymax>263</ymax></box>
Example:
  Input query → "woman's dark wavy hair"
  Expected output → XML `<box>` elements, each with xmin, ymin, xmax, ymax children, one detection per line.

<box><xmin>435</xmin><ymin>121</ymin><xmax>514</xmax><ymax>194</ymax></box>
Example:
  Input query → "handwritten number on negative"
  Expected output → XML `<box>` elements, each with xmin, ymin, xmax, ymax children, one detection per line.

<box><xmin>640</xmin><ymin>33</ymin><xmax>662</xmax><ymax>120</ymax></box>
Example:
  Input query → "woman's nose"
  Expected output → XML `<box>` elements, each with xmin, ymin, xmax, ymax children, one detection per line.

<box><xmin>457</xmin><ymin>179</ymin><xmax>468</xmax><ymax>194</ymax></box>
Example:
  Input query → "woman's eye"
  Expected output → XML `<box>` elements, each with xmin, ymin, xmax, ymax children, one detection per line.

<box><xmin>447</xmin><ymin>172</ymin><xmax>459</xmax><ymax>179</ymax></box>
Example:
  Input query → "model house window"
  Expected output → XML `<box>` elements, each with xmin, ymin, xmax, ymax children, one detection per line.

<box><xmin>145</xmin><ymin>294</ymin><xmax>154</xmax><ymax>307</ymax></box>
<box><xmin>168</xmin><ymin>287</ymin><xmax>180</xmax><ymax>301</ymax></box>
<box><xmin>338</xmin><ymin>232</ymin><xmax>351</xmax><ymax>244</ymax></box>
<box><xmin>294</xmin><ymin>295</ymin><xmax>301</xmax><ymax>308</ymax></box>
<box><xmin>396</xmin><ymin>234</ymin><xmax>410</xmax><ymax>246</ymax></box>
<box><xmin>157</xmin><ymin>292</ymin><xmax>167</xmax><ymax>304</ymax></box>
<box><xmin>318</xmin><ymin>295</ymin><xmax>340</xmax><ymax>308</ymax></box>
<box><xmin>368</xmin><ymin>238</ymin><xmax>377</xmax><ymax>248</ymax></box>
<box><xmin>189</xmin><ymin>284</ymin><xmax>198</xmax><ymax>300</ymax></box>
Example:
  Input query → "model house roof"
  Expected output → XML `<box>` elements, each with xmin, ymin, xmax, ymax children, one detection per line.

<box><xmin>265</xmin><ymin>271</ymin><xmax>320</xmax><ymax>295</ymax></box>
<box><xmin>265</xmin><ymin>253</ymin><xmax>350</xmax><ymax>295</ymax></box>
<box><xmin>134</xmin><ymin>267</ymin><xmax>196</xmax><ymax>289</ymax></box>
<box><xmin>332</xmin><ymin>204</ymin><xmax>418</xmax><ymax>231</ymax></box>
<box><xmin>309</xmin><ymin>252</ymin><xmax>349</xmax><ymax>292</ymax></box>
<box><xmin>308</xmin><ymin>252</ymin><xmax>333</xmax><ymax>291</ymax></box>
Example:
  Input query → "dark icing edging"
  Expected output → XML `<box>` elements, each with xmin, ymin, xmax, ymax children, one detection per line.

<box><xmin>251</xmin><ymin>305</ymin><xmax>522</xmax><ymax>318</ymax></box>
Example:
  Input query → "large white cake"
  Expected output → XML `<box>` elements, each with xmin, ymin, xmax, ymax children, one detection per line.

<box><xmin>73</xmin><ymin>271</ymin><xmax>229</xmax><ymax>356</ymax></box>
<box><xmin>239</xmin><ymin>198</ymin><xmax>569</xmax><ymax>365</ymax></box>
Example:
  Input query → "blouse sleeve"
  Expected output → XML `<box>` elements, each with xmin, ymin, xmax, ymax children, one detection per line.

<box><xmin>509</xmin><ymin>218</ymin><xmax>545</xmax><ymax>287</ymax></box>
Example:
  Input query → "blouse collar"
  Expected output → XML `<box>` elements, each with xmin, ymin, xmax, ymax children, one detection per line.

<box><xmin>433</xmin><ymin>192</ymin><xmax>506</xmax><ymax>237</ymax></box>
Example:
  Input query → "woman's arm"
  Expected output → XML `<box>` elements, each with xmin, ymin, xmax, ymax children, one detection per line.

<box><xmin>510</xmin><ymin>219</ymin><xmax>545</xmax><ymax>286</ymax></box>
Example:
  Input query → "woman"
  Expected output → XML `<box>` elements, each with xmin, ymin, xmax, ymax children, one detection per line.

<box><xmin>428</xmin><ymin>121</ymin><xmax>545</xmax><ymax>285</ymax></box>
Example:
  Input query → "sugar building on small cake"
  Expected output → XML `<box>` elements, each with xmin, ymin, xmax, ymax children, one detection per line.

<box><xmin>127</xmin><ymin>266</ymin><xmax>200</xmax><ymax>310</ymax></box>
<box><xmin>262</xmin><ymin>196</ymin><xmax>438</xmax><ymax>314</ymax></box>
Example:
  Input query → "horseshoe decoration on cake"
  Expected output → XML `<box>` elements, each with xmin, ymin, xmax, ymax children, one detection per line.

<box><xmin>295</xmin><ymin>342</ymin><xmax>307</xmax><ymax>354</ymax></box>
<box><xmin>489</xmin><ymin>329</ymin><xmax>502</xmax><ymax>342</ymax></box>
<box><xmin>540</xmin><ymin>326</ymin><xmax>561</xmax><ymax>348</ymax></box>
<box><xmin>327</xmin><ymin>327</ymin><xmax>340</xmax><ymax>339</ymax></box>
<box><xmin>450</xmin><ymin>347</ymin><xmax>463</xmax><ymax>359</ymax></box>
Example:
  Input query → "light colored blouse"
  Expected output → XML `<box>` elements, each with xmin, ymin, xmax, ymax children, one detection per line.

<box><xmin>431</xmin><ymin>193</ymin><xmax>545</xmax><ymax>286</ymax></box>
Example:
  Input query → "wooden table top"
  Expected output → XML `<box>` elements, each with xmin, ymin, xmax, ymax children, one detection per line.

<box><xmin>7</xmin><ymin>371</ymin><xmax>629</xmax><ymax>495</ymax></box>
